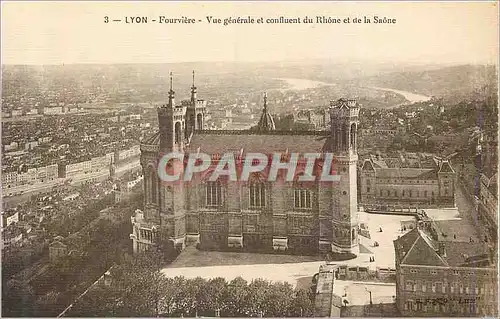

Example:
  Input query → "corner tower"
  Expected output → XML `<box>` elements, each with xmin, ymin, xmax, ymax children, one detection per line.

<box><xmin>186</xmin><ymin>70</ymin><xmax>207</xmax><ymax>139</ymax></box>
<box><xmin>329</xmin><ymin>98</ymin><xmax>360</xmax><ymax>255</ymax></box>
<box><xmin>158</xmin><ymin>72</ymin><xmax>186</xmax><ymax>152</ymax></box>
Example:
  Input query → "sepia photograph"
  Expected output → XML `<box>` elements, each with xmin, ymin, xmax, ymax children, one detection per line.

<box><xmin>1</xmin><ymin>1</ymin><xmax>498</xmax><ymax>317</ymax></box>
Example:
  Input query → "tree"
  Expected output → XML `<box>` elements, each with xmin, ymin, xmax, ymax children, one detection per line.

<box><xmin>2</xmin><ymin>279</ymin><xmax>35</xmax><ymax>317</ymax></box>
<box><xmin>245</xmin><ymin>278</ymin><xmax>271</xmax><ymax>317</ymax></box>
<box><xmin>264</xmin><ymin>282</ymin><xmax>295</xmax><ymax>317</ymax></box>
<box><xmin>225</xmin><ymin>277</ymin><xmax>249</xmax><ymax>317</ymax></box>
<box><xmin>290</xmin><ymin>289</ymin><xmax>315</xmax><ymax>317</ymax></box>
<box><xmin>69</xmin><ymin>251</ymin><xmax>167</xmax><ymax>317</ymax></box>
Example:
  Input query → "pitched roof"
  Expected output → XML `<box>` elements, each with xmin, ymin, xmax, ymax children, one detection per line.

<box><xmin>394</xmin><ymin>228</ymin><xmax>420</xmax><ymax>263</ymax></box>
<box><xmin>442</xmin><ymin>242</ymin><xmax>491</xmax><ymax>267</ymax></box>
<box><xmin>256</xmin><ymin>110</ymin><xmax>276</xmax><ymax>131</ymax></box>
<box><xmin>438</xmin><ymin>160</ymin><xmax>455</xmax><ymax>173</ymax></box>
<box><xmin>400</xmin><ymin>228</ymin><xmax>448</xmax><ymax>267</ymax></box>
<box><xmin>256</xmin><ymin>93</ymin><xmax>276</xmax><ymax>132</ymax></box>
<box><xmin>188</xmin><ymin>131</ymin><xmax>330</xmax><ymax>154</ymax></box>
<box><xmin>143</xmin><ymin>131</ymin><xmax>160</xmax><ymax>145</ymax></box>
<box><xmin>376</xmin><ymin>168</ymin><xmax>437</xmax><ymax>179</ymax></box>
<box><xmin>395</xmin><ymin>227</ymin><xmax>492</xmax><ymax>268</ymax></box>
<box><xmin>361</xmin><ymin>159</ymin><xmax>375</xmax><ymax>171</ymax></box>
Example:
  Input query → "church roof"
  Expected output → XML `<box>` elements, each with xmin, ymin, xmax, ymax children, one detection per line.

<box><xmin>188</xmin><ymin>131</ymin><xmax>330</xmax><ymax>154</ymax></box>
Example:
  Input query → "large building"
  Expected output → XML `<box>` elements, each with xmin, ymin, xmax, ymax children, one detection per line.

<box><xmin>130</xmin><ymin>71</ymin><xmax>361</xmax><ymax>255</ymax></box>
<box><xmin>394</xmin><ymin>226</ymin><xmax>498</xmax><ymax>317</ymax></box>
<box><xmin>359</xmin><ymin>156</ymin><xmax>456</xmax><ymax>210</ymax></box>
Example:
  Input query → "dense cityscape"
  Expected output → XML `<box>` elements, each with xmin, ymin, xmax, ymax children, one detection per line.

<box><xmin>1</xmin><ymin>61</ymin><xmax>497</xmax><ymax>317</ymax></box>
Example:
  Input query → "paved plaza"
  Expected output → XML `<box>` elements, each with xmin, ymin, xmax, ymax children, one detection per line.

<box><xmin>162</xmin><ymin>212</ymin><xmax>419</xmax><ymax>287</ymax></box>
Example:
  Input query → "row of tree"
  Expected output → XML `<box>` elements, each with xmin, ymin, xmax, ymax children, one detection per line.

<box><xmin>68</xmin><ymin>252</ymin><xmax>316</xmax><ymax>317</ymax></box>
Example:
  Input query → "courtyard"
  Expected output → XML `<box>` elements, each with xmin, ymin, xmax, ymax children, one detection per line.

<box><xmin>162</xmin><ymin>211</ymin><xmax>417</xmax><ymax>288</ymax></box>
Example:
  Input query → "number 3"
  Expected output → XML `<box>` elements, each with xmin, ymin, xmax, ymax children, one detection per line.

<box><xmin>104</xmin><ymin>16</ymin><xmax>109</xmax><ymax>23</ymax></box>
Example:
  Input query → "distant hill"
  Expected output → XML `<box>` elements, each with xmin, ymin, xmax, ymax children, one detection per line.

<box><xmin>355</xmin><ymin>64</ymin><xmax>497</xmax><ymax>101</ymax></box>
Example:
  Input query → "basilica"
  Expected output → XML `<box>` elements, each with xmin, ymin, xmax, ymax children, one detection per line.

<box><xmin>130</xmin><ymin>72</ymin><xmax>361</xmax><ymax>256</ymax></box>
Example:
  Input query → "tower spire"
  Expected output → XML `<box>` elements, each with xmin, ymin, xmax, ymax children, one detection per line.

<box><xmin>168</xmin><ymin>71</ymin><xmax>175</xmax><ymax>107</ymax></box>
<box><xmin>263</xmin><ymin>92</ymin><xmax>267</xmax><ymax>111</ymax></box>
<box><xmin>191</xmin><ymin>70</ymin><xmax>197</xmax><ymax>103</ymax></box>
<box><xmin>257</xmin><ymin>91</ymin><xmax>275</xmax><ymax>131</ymax></box>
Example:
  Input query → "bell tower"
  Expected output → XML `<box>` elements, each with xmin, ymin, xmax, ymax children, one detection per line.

<box><xmin>186</xmin><ymin>70</ymin><xmax>207</xmax><ymax>139</ymax></box>
<box><xmin>329</xmin><ymin>98</ymin><xmax>360</xmax><ymax>255</ymax></box>
<box><xmin>158</xmin><ymin>72</ymin><xmax>185</xmax><ymax>152</ymax></box>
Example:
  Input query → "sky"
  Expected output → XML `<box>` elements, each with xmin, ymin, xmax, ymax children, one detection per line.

<box><xmin>1</xmin><ymin>1</ymin><xmax>498</xmax><ymax>65</ymax></box>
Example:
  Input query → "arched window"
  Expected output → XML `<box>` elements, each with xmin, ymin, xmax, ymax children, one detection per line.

<box><xmin>197</xmin><ymin>113</ymin><xmax>203</xmax><ymax>130</ymax></box>
<box><xmin>350</xmin><ymin>123</ymin><xmax>356</xmax><ymax>149</ymax></box>
<box><xmin>174</xmin><ymin>121</ymin><xmax>181</xmax><ymax>144</ymax></box>
<box><xmin>293</xmin><ymin>173</ymin><xmax>313</xmax><ymax>209</ymax></box>
<box><xmin>206</xmin><ymin>181</ymin><xmax>222</xmax><ymax>207</ymax></box>
<box><xmin>150</xmin><ymin>168</ymin><xmax>157</xmax><ymax>204</ymax></box>
<box><xmin>342</xmin><ymin>125</ymin><xmax>348</xmax><ymax>151</ymax></box>
<box><xmin>249</xmin><ymin>183</ymin><xmax>266</xmax><ymax>208</ymax></box>
<box><xmin>294</xmin><ymin>187</ymin><xmax>312</xmax><ymax>209</ymax></box>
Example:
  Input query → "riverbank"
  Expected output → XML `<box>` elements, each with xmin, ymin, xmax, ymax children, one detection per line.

<box><xmin>275</xmin><ymin>77</ymin><xmax>431</xmax><ymax>105</ymax></box>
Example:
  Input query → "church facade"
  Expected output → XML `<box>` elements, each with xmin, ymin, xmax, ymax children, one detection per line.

<box><xmin>130</xmin><ymin>72</ymin><xmax>361</xmax><ymax>256</ymax></box>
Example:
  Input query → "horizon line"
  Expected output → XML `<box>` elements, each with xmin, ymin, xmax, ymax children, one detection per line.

<box><xmin>1</xmin><ymin>60</ymin><xmax>498</xmax><ymax>67</ymax></box>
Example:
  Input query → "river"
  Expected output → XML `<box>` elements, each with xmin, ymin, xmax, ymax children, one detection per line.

<box><xmin>276</xmin><ymin>77</ymin><xmax>431</xmax><ymax>104</ymax></box>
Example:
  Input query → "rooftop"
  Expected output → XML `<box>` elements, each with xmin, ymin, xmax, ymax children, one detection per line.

<box><xmin>394</xmin><ymin>227</ymin><xmax>492</xmax><ymax>268</ymax></box>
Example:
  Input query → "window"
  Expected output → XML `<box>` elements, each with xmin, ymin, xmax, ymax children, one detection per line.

<box><xmin>450</xmin><ymin>285</ymin><xmax>455</xmax><ymax>293</ymax></box>
<box><xmin>432</xmin><ymin>283</ymin><xmax>436</xmax><ymax>293</ymax></box>
<box><xmin>442</xmin><ymin>283</ymin><xmax>446</xmax><ymax>293</ymax></box>
<box><xmin>424</xmin><ymin>190</ymin><xmax>428</xmax><ymax>197</ymax></box>
<box><xmin>406</xmin><ymin>281</ymin><xmax>413</xmax><ymax>291</ymax></box>
<box><xmin>249</xmin><ymin>183</ymin><xmax>266</xmax><ymax>208</ymax></box>
<box><xmin>416</xmin><ymin>301</ymin><xmax>423</xmax><ymax>311</ymax></box>
<box><xmin>380</xmin><ymin>189</ymin><xmax>383</xmax><ymax>196</ymax></box>
<box><xmin>402</xmin><ymin>190</ymin><xmax>405</xmax><ymax>196</ymax></box>
<box><xmin>459</xmin><ymin>285</ymin><xmax>463</xmax><ymax>294</ymax></box>
<box><xmin>294</xmin><ymin>189</ymin><xmax>312</xmax><ymax>209</ymax></box>
<box><xmin>465</xmin><ymin>286</ymin><xmax>469</xmax><ymax>294</ymax></box>
<box><xmin>422</xmin><ymin>283</ymin><xmax>427</xmax><ymax>292</ymax></box>
<box><xmin>206</xmin><ymin>181</ymin><xmax>223</xmax><ymax>207</ymax></box>
<box><xmin>366</xmin><ymin>187</ymin><xmax>370</xmax><ymax>193</ymax></box>
<box><xmin>431</xmin><ymin>270</ymin><xmax>437</xmax><ymax>275</ymax></box>
<box><xmin>475</xmin><ymin>287</ymin><xmax>479</xmax><ymax>294</ymax></box>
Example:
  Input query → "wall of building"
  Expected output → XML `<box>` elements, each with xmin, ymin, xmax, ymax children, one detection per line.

<box><xmin>396</xmin><ymin>264</ymin><xmax>498</xmax><ymax>317</ymax></box>
<box><xmin>360</xmin><ymin>175</ymin><xmax>455</xmax><ymax>209</ymax></box>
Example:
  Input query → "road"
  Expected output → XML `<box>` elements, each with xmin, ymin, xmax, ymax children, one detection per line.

<box><xmin>2</xmin><ymin>158</ymin><xmax>141</xmax><ymax>207</ymax></box>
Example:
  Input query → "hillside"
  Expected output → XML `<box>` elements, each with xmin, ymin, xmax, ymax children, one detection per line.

<box><xmin>355</xmin><ymin>64</ymin><xmax>497</xmax><ymax>102</ymax></box>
